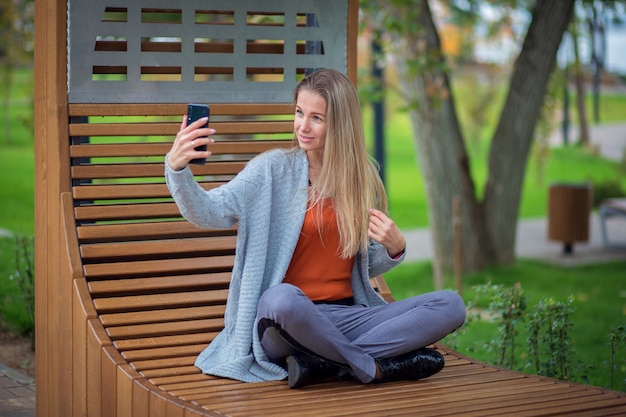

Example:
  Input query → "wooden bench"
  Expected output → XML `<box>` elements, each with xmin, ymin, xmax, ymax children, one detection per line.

<box><xmin>599</xmin><ymin>198</ymin><xmax>626</xmax><ymax>248</ymax></box>
<box><xmin>52</xmin><ymin>103</ymin><xmax>626</xmax><ymax>417</ymax></box>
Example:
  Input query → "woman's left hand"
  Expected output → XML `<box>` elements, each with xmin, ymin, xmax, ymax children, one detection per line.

<box><xmin>368</xmin><ymin>208</ymin><xmax>406</xmax><ymax>259</ymax></box>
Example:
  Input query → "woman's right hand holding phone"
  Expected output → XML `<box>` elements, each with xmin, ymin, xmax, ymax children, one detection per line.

<box><xmin>167</xmin><ymin>115</ymin><xmax>214</xmax><ymax>171</ymax></box>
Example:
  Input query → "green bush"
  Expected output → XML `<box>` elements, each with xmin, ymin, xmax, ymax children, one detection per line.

<box><xmin>609</xmin><ymin>324</ymin><xmax>626</xmax><ymax>391</ymax></box>
<box><xmin>0</xmin><ymin>235</ymin><xmax>35</xmax><ymax>336</ymax></box>
<box><xmin>527</xmin><ymin>296</ymin><xmax>578</xmax><ymax>381</ymax></box>
<box><xmin>464</xmin><ymin>283</ymin><xmax>597</xmax><ymax>386</ymax></box>
<box><xmin>590</xmin><ymin>178</ymin><xmax>626</xmax><ymax>207</ymax></box>
<box><xmin>385</xmin><ymin>259</ymin><xmax>626</xmax><ymax>391</ymax></box>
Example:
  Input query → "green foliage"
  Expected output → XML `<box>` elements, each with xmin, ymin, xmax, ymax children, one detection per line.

<box><xmin>0</xmin><ymin>66</ymin><xmax>33</xmax><ymax>147</ymax></box>
<box><xmin>473</xmin><ymin>282</ymin><xmax>527</xmax><ymax>369</ymax></box>
<box><xmin>0</xmin><ymin>235</ymin><xmax>34</xmax><ymax>335</ymax></box>
<box><xmin>0</xmin><ymin>146</ymin><xmax>34</xmax><ymax>234</ymax></box>
<box><xmin>10</xmin><ymin>235</ymin><xmax>34</xmax><ymax>333</ymax></box>
<box><xmin>609</xmin><ymin>324</ymin><xmax>626</xmax><ymax>391</ymax></box>
<box><xmin>463</xmin><ymin>284</ymin><xmax>582</xmax><ymax>383</ymax></box>
<box><xmin>1</xmin><ymin>0</ymin><xmax>35</xmax><ymax>145</ymax></box>
<box><xmin>527</xmin><ymin>296</ymin><xmax>577</xmax><ymax>381</ymax></box>
<box><xmin>385</xmin><ymin>259</ymin><xmax>626</xmax><ymax>390</ymax></box>
<box><xmin>590</xmin><ymin>178</ymin><xmax>626</xmax><ymax>207</ymax></box>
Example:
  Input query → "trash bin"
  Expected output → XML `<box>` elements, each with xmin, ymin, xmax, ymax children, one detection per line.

<box><xmin>547</xmin><ymin>183</ymin><xmax>593</xmax><ymax>254</ymax></box>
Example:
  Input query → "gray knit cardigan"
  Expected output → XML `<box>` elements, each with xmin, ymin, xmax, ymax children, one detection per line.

<box><xmin>165</xmin><ymin>148</ymin><xmax>405</xmax><ymax>382</ymax></box>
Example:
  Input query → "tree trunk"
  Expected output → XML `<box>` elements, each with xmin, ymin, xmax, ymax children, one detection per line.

<box><xmin>383</xmin><ymin>0</ymin><xmax>575</xmax><ymax>275</ymax></box>
<box><xmin>483</xmin><ymin>0</ymin><xmax>576</xmax><ymax>265</ymax></box>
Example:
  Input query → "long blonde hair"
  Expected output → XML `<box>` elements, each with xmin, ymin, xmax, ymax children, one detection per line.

<box><xmin>294</xmin><ymin>69</ymin><xmax>389</xmax><ymax>257</ymax></box>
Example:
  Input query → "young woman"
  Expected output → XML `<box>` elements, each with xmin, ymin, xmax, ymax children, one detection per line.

<box><xmin>165</xmin><ymin>69</ymin><xmax>466</xmax><ymax>388</ymax></box>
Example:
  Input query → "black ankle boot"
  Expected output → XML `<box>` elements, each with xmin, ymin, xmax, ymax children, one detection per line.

<box><xmin>287</xmin><ymin>354</ymin><xmax>342</xmax><ymax>388</ymax></box>
<box><xmin>374</xmin><ymin>348</ymin><xmax>444</xmax><ymax>383</ymax></box>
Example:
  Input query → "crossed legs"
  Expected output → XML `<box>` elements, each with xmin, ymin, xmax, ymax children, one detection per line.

<box><xmin>256</xmin><ymin>283</ymin><xmax>466</xmax><ymax>383</ymax></box>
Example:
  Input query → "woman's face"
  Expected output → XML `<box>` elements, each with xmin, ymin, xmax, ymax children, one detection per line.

<box><xmin>294</xmin><ymin>89</ymin><xmax>327</xmax><ymax>153</ymax></box>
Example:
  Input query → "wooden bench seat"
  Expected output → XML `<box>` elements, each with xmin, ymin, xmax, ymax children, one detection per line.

<box><xmin>54</xmin><ymin>103</ymin><xmax>626</xmax><ymax>416</ymax></box>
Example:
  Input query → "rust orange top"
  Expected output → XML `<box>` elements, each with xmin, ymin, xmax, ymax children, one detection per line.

<box><xmin>283</xmin><ymin>199</ymin><xmax>355</xmax><ymax>302</ymax></box>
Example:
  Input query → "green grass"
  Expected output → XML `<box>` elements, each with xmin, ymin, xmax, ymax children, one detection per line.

<box><xmin>384</xmin><ymin>259</ymin><xmax>626</xmax><ymax>391</ymax></box>
<box><xmin>1</xmin><ymin>67</ymin><xmax>33</xmax><ymax>148</ymax></box>
<box><xmin>0</xmin><ymin>236</ymin><xmax>34</xmax><ymax>334</ymax></box>
<box><xmin>0</xmin><ymin>147</ymin><xmax>34</xmax><ymax>235</ymax></box>
<box><xmin>577</xmin><ymin>93</ymin><xmax>626</xmax><ymax>126</ymax></box>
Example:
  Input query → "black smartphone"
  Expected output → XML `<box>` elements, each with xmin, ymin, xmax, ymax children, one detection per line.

<box><xmin>187</xmin><ymin>103</ymin><xmax>210</xmax><ymax>165</ymax></box>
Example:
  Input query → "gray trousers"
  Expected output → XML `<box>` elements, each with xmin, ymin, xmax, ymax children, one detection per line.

<box><xmin>256</xmin><ymin>283</ymin><xmax>466</xmax><ymax>383</ymax></box>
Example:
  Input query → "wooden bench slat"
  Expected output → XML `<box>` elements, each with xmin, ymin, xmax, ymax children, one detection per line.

<box><xmin>100</xmin><ymin>305</ymin><xmax>226</xmax><ymax>327</ymax></box>
<box><xmin>89</xmin><ymin>273</ymin><xmax>231</xmax><ymax>296</ymax></box>
<box><xmin>462</xmin><ymin>392</ymin><xmax>624</xmax><ymax>417</ymax></box>
<box><xmin>161</xmin><ymin>378</ymin><xmax>230</xmax><ymax>394</ymax></box>
<box><xmin>114</xmin><ymin>333</ymin><xmax>216</xmax><ymax>352</ymax></box>
<box><xmin>69</xmin><ymin>140</ymin><xmax>290</xmax><ymax>159</ymax></box>
<box><xmin>149</xmin><ymin>373</ymin><xmax>223</xmax><ymax>389</ymax></box>
<box><xmin>93</xmin><ymin>290</ymin><xmax>228</xmax><ymax>313</ymax></box>
<box><xmin>569</xmin><ymin>405</ymin><xmax>626</xmax><ymax>417</ymax></box>
<box><xmin>107</xmin><ymin>318</ymin><xmax>224</xmax><ymax>340</ymax></box>
<box><xmin>68</xmin><ymin>103</ymin><xmax>295</xmax><ymax>117</ymax></box>
<box><xmin>74</xmin><ymin>202</ymin><xmax>181</xmax><ymax>221</ymax></box>
<box><xmin>80</xmin><ymin>237</ymin><xmax>236</xmax><ymax>260</ymax></box>
<box><xmin>69</xmin><ymin>120</ymin><xmax>294</xmax><ymax>137</ymax></box>
<box><xmin>84</xmin><ymin>256</ymin><xmax>235</xmax><ymax>279</ymax></box>
<box><xmin>76</xmin><ymin>221</ymin><xmax>236</xmax><ymax>242</ymax></box>
<box><xmin>140</xmin><ymin>365</ymin><xmax>205</xmax><ymax>379</ymax></box>
<box><xmin>74</xmin><ymin>183</ymin><xmax>174</xmax><ymax>200</ymax></box>
<box><xmin>72</xmin><ymin>182</ymin><xmax>227</xmax><ymax>200</ymax></box>
<box><xmin>71</xmin><ymin>161</ymin><xmax>246</xmax><ymax>180</ymax></box>
<box><xmin>131</xmin><ymin>355</ymin><xmax>198</xmax><ymax>372</ymax></box>
<box><xmin>121</xmin><ymin>344</ymin><xmax>207</xmax><ymax>362</ymax></box>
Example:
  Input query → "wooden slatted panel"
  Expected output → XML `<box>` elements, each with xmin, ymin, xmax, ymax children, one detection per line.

<box><xmin>67</xmin><ymin>103</ymin><xmax>293</xmax><ymax>396</ymax></box>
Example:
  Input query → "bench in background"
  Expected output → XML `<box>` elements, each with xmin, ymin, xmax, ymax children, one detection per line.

<box><xmin>599</xmin><ymin>198</ymin><xmax>626</xmax><ymax>247</ymax></box>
